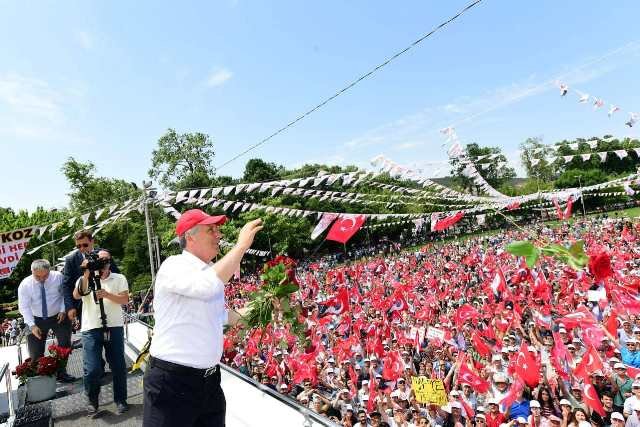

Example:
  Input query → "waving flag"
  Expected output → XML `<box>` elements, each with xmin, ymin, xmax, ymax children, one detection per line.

<box><xmin>515</xmin><ymin>342</ymin><xmax>540</xmax><ymax>387</ymax></box>
<box><xmin>458</xmin><ymin>362</ymin><xmax>490</xmax><ymax>393</ymax></box>
<box><xmin>311</xmin><ymin>213</ymin><xmax>338</xmax><ymax>240</ymax></box>
<box><xmin>319</xmin><ymin>288</ymin><xmax>350</xmax><ymax>317</ymax></box>
<box><xmin>574</xmin><ymin>346</ymin><xmax>604</xmax><ymax>378</ymax></box>
<box><xmin>382</xmin><ymin>351</ymin><xmax>404</xmax><ymax>381</ymax></box>
<box><xmin>326</xmin><ymin>214</ymin><xmax>366</xmax><ymax>244</ymax></box>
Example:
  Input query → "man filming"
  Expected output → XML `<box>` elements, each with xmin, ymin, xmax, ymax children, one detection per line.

<box><xmin>73</xmin><ymin>249</ymin><xmax>129</xmax><ymax>416</ymax></box>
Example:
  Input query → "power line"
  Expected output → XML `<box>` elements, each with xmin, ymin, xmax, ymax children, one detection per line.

<box><xmin>214</xmin><ymin>0</ymin><xmax>485</xmax><ymax>172</ymax></box>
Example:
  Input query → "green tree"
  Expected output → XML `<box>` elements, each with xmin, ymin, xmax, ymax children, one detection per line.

<box><xmin>520</xmin><ymin>137</ymin><xmax>556</xmax><ymax>182</ymax></box>
<box><xmin>554</xmin><ymin>168</ymin><xmax>609</xmax><ymax>189</ymax></box>
<box><xmin>61</xmin><ymin>157</ymin><xmax>139</xmax><ymax>212</ymax></box>
<box><xmin>450</xmin><ymin>143</ymin><xmax>516</xmax><ymax>194</ymax></box>
<box><xmin>243</xmin><ymin>159</ymin><xmax>283</xmax><ymax>183</ymax></box>
<box><xmin>149</xmin><ymin>129</ymin><xmax>216</xmax><ymax>189</ymax></box>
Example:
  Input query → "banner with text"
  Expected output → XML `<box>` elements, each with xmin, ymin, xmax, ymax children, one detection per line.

<box><xmin>411</xmin><ymin>377</ymin><xmax>448</xmax><ymax>406</ymax></box>
<box><xmin>0</xmin><ymin>227</ymin><xmax>35</xmax><ymax>280</ymax></box>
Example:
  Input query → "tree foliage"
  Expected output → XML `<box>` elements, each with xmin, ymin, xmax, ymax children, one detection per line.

<box><xmin>450</xmin><ymin>143</ymin><xmax>516</xmax><ymax>194</ymax></box>
<box><xmin>149</xmin><ymin>129</ymin><xmax>216</xmax><ymax>189</ymax></box>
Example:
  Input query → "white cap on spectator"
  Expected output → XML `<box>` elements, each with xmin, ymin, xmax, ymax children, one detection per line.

<box><xmin>501</xmin><ymin>348</ymin><xmax>509</xmax><ymax>353</ymax></box>
<box><xmin>345</xmin><ymin>404</ymin><xmax>353</xmax><ymax>411</ymax></box>
<box><xmin>450</xmin><ymin>390</ymin><xmax>460</xmax><ymax>396</ymax></box>
<box><xmin>326</xmin><ymin>367</ymin><xmax>334</xmax><ymax>373</ymax></box>
<box><xmin>610</xmin><ymin>357</ymin><xmax>621</xmax><ymax>363</ymax></box>
<box><xmin>628</xmin><ymin>338</ymin><xmax>638</xmax><ymax>344</ymax></box>
<box><xmin>493</xmin><ymin>373</ymin><xmax>508</xmax><ymax>383</ymax></box>
<box><xmin>355</xmin><ymin>365</ymin><xmax>361</xmax><ymax>370</ymax></box>
<box><xmin>450</xmin><ymin>402</ymin><xmax>462</xmax><ymax>410</ymax></box>
<box><xmin>363</xmin><ymin>358</ymin><xmax>370</xmax><ymax>362</ymax></box>
<box><xmin>572</xmin><ymin>338</ymin><xmax>581</xmax><ymax>343</ymax></box>
<box><xmin>560</xmin><ymin>399</ymin><xmax>572</xmax><ymax>406</ymax></box>
<box><xmin>476</xmin><ymin>414</ymin><xmax>486</xmax><ymax>420</ymax></box>
<box><xmin>492</xmin><ymin>354</ymin><xmax>502</xmax><ymax>361</ymax></box>
<box><xmin>567</xmin><ymin>344</ymin><xmax>576</xmax><ymax>349</ymax></box>
<box><xmin>488</xmin><ymin>398</ymin><xmax>500</xmax><ymax>406</ymax></box>
<box><xmin>477</xmin><ymin>406</ymin><xmax>485</xmax><ymax>413</ymax></box>
<box><xmin>614</xmin><ymin>363</ymin><xmax>626</xmax><ymax>370</ymax></box>
<box><xmin>279</xmin><ymin>383</ymin><xmax>287</xmax><ymax>389</ymax></box>
<box><xmin>611</xmin><ymin>412</ymin><xmax>625</xmax><ymax>421</ymax></box>
<box><xmin>632</xmin><ymin>381</ymin><xmax>640</xmax><ymax>388</ymax></box>
<box><xmin>362</xmin><ymin>380</ymin><xmax>369</xmax><ymax>385</ymax></box>
<box><xmin>328</xmin><ymin>357</ymin><xmax>335</xmax><ymax>363</ymax></box>
<box><xmin>362</xmin><ymin>394</ymin><xmax>369</xmax><ymax>401</ymax></box>
<box><xmin>517</xmin><ymin>417</ymin><xmax>527</xmax><ymax>424</ymax></box>
<box><xmin>530</xmin><ymin>400</ymin><xmax>541</xmax><ymax>408</ymax></box>
<box><xmin>341</xmin><ymin>388</ymin><xmax>349</xmax><ymax>394</ymax></box>
<box><xmin>528</xmin><ymin>345</ymin><xmax>538</xmax><ymax>352</ymax></box>
<box><xmin>559</xmin><ymin>328</ymin><xmax>567</xmax><ymax>333</ymax></box>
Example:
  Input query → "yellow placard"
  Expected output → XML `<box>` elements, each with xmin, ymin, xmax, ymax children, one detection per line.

<box><xmin>411</xmin><ymin>376</ymin><xmax>448</xmax><ymax>406</ymax></box>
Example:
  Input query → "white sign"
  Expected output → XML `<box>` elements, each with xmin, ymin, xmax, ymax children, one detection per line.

<box><xmin>426</xmin><ymin>327</ymin><xmax>445</xmax><ymax>341</ymax></box>
<box><xmin>0</xmin><ymin>227</ymin><xmax>35</xmax><ymax>279</ymax></box>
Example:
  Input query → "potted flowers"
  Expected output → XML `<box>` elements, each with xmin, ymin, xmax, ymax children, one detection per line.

<box><xmin>13</xmin><ymin>344</ymin><xmax>72</xmax><ymax>402</ymax></box>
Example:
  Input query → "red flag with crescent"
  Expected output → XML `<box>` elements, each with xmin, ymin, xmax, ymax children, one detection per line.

<box><xmin>574</xmin><ymin>346</ymin><xmax>603</xmax><ymax>378</ymax></box>
<box><xmin>580</xmin><ymin>377</ymin><xmax>606</xmax><ymax>416</ymax></box>
<box><xmin>326</xmin><ymin>214</ymin><xmax>366</xmax><ymax>244</ymax></box>
<box><xmin>458</xmin><ymin>362</ymin><xmax>490</xmax><ymax>393</ymax></box>
<box><xmin>515</xmin><ymin>342</ymin><xmax>540</xmax><ymax>387</ymax></box>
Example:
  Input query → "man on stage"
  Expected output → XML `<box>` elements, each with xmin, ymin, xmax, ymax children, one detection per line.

<box><xmin>143</xmin><ymin>209</ymin><xmax>262</xmax><ymax>426</ymax></box>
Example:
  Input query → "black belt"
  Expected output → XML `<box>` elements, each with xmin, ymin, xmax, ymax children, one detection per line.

<box><xmin>149</xmin><ymin>356</ymin><xmax>219</xmax><ymax>378</ymax></box>
<box><xmin>34</xmin><ymin>315</ymin><xmax>59</xmax><ymax>321</ymax></box>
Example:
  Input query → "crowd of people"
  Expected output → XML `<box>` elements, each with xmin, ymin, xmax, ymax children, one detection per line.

<box><xmin>222</xmin><ymin>216</ymin><xmax>640</xmax><ymax>427</ymax></box>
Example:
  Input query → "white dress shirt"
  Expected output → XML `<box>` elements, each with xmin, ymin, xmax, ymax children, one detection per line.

<box><xmin>76</xmin><ymin>272</ymin><xmax>128</xmax><ymax>332</ymax></box>
<box><xmin>149</xmin><ymin>250</ymin><xmax>227</xmax><ymax>369</ymax></box>
<box><xmin>18</xmin><ymin>271</ymin><xmax>65</xmax><ymax>327</ymax></box>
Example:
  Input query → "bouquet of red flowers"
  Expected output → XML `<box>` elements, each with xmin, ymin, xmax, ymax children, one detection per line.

<box><xmin>13</xmin><ymin>345</ymin><xmax>72</xmax><ymax>384</ymax></box>
<box><xmin>240</xmin><ymin>255</ymin><xmax>306</xmax><ymax>345</ymax></box>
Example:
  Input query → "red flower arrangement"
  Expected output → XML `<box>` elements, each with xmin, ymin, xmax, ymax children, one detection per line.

<box><xmin>589</xmin><ymin>251</ymin><xmax>614</xmax><ymax>282</ymax></box>
<box><xmin>12</xmin><ymin>345</ymin><xmax>73</xmax><ymax>384</ymax></box>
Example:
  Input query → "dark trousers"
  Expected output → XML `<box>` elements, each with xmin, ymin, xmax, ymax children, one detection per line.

<box><xmin>27</xmin><ymin>316</ymin><xmax>72</xmax><ymax>361</ymax></box>
<box><xmin>81</xmin><ymin>327</ymin><xmax>127</xmax><ymax>405</ymax></box>
<box><xmin>143</xmin><ymin>359</ymin><xmax>226</xmax><ymax>427</ymax></box>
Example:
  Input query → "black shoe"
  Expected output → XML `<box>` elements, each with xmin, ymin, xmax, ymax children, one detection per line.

<box><xmin>86</xmin><ymin>403</ymin><xmax>99</xmax><ymax>417</ymax></box>
<box><xmin>57</xmin><ymin>373</ymin><xmax>77</xmax><ymax>383</ymax></box>
<box><xmin>115</xmin><ymin>402</ymin><xmax>129</xmax><ymax>415</ymax></box>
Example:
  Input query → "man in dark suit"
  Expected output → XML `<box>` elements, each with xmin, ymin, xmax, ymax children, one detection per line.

<box><xmin>63</xmin><ymin>230</ymin><xmax>120</xmax><ymax>323</ymax></box>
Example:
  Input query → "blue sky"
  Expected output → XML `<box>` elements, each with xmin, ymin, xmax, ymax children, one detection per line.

<box><xmin>2</xmin><ymin>0</ymin><xmax>640</xmax><ymax>211</ymax></box>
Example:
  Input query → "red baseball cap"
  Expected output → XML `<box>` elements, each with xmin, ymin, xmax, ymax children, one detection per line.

<box><xmin>175</xmin><ymin>209</ymin><xmax>227</xmax><ymax>236</ymax></box>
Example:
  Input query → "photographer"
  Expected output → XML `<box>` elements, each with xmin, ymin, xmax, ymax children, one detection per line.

<box><xmin>73</xmin><ymin>249</ymin><xmax>129</xmax><ymax>416</ymax></box>
<box><xmin>63</xmin><ymin>230</ymin><xmax>119</xmax><ymax>324</ymax></box>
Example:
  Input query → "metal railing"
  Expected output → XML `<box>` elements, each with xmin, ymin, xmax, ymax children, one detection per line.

<box><xmin>0</xmin><ymin>363</ymin><xmax>16</xmax><ymax>426</ymax></box>
<box><xmin>15</xmin><ymin>327</ymin><xmax>29</xmax><ymax>365</ymax></box>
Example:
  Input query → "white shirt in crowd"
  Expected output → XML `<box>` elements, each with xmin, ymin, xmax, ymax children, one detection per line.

<box><xmin>77</xmin><ymin>272</ymin><xmax>128</xmax><ymax>332</ymax></box>
<box><xmin>150</xmin><ymin>250</ymin><xmax>227</xmax><ymax>369</ymax></box>
<box><xmin>18</xmin><ymin>271</ymin><xmax>65</xmax><ymax>327</ymax></box>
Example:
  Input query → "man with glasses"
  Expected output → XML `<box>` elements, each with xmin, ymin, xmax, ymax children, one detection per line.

<box><xmin>73</xmin><ymin>249</ymin><xmax>129</xmax><ymax>416</ymax></box>
<box><xmin>610</xmin><ymin>412</ymin><xmax>625</xmax><ymax>427</ymax></box>
<box><xmin>623</xmin><ymin>381</ymin><xmax>640</xmax><ymax>417</ymax></box>
<box><xmin>63</xmin><ymin>229</ymin><xmax>119</xmax><ymax>324</ymax></box>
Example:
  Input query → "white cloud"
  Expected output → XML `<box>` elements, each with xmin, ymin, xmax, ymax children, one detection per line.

<box><xmin>76</xmin><ymin>30</ymin><xmax>93</xmax><ymax>50</ymax></box>
<box><xmin>340</xmin><ymin>41</ymin><xmax>640</xmax><ymax>157</ymax></box>
<box><xmin>0</xmin><ymin>73</ymin><xmax>64</xmax><ymax>123</ymax></box>
<box><xmin>206</xmin><ymin>68</ymin><xmax>233</xmax><ymax>87</ymax></box>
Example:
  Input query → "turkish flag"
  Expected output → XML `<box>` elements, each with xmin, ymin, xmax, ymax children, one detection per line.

<box><xmin>454</xmin><ymin>304</ymin><xmax>480</xmax><ymax>326</ymax></box>
<box><xmin>472</xmin><ymin>332</ymin><xmax>492</xmax><ymax>358</ymax></box>
<box><xmin>556</xmin><ymin>305</ymin><xmax>597</xmax><ymax>329</ymax></box>
<box><xmin>491</xmin><ymin>267</ymin><xmax>507</xmax><ymax>296</ymax></box>
<box><xmin>458</xmin><ymin>363</ymin><xmax>490</xmax><ymax>393</ymax></box>
<box><xmin>382</xmin><ymin>351</ymin><xmax>404</xmax><ymax>381</ymax></box>
<box><xmin>434</xmin><ymin>211</ymin><xmax>464</xmax><ymax>231</ymax></box>
<box><xmin>581</xmin><ymin>324</ymin><xmax>605</xmax><ymax>349</ymax></box>
<box><xmin>319</xmin><ymin>288</ymin><xmax>350</xmax><ymax>317</ymax></box>
<box><xmin>563</xmin><ymin>196</ymin><xmax>574</xmax><ymax>219</ymax></box>
<box><xmin>506</xmin><ymin>201</ymin><xmax>520</xmax><ymax>211</ymax></box>
<box><xmin>580</xmin><ymin>376</ymin><xmax>606</xmax><ymax>416</ymax></box>
<box><xmin>515</xmin><ymin>342</ymin><xmax>540</xmax><ymax>387</ymax></box>
<box><xmin>501</xmin><ymin>379</ymin><xmax>525</xmax><ymax>409</ymax></box>
<box><xmin>326</xmin><ymin>214</ymin><xmax>366</xmax><ymax>244</ymax></box>
<box><xmin>574</xmin><ymin>346</ymin><xmax>604</xmax><ymax>378</ymax></box>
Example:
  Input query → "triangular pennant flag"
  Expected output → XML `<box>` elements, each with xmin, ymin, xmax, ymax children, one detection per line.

<box><xmin>175</xmin><ymin>191</ymin><xmax>188</xmax><ymax>203</ymax></box>
<box><xmin>614</xmin><ymin>150</ymin><xmax>628</xmax><ymax>160</ymax></box>
<box><xmin>581</xmin><ymin>153</ymin><xmax>591</xmax><ymax>162</ymax></box>
<box><xmin>223</xmin><ymin>186</ymin><xmax>235</xmax><ymax>196</ymax></box>
<box><xmin>597</xmin><ymin>152</ymin><xmax>607</xmax><ymax>162</ymax></box>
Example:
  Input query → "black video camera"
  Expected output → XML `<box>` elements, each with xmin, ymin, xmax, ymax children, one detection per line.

<box><xmin>84</xmin><ymin>251</ymin><xmax>110</xmax><ymax>272</ymax></box>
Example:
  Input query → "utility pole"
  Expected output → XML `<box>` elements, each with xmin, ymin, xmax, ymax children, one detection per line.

<box><xmin>142</xmin><ymin>181</ymin><xmax>157</xmax><ymax>284</ymax></box>
<box><xmin>575</xmin><ymin>175</ymin><xmax>586</xmax><ymax>218</ymax></box>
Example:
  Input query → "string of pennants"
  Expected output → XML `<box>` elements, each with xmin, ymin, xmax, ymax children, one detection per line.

<box><xmin>218</xmin><ymin>240</ymin><xmax>271</xmax><ymax>257</ymax></box>
<box><xmin>24</xmin><ymin>198</ymin><xmax>142</xmax><ymax>255</ymax></box>
<box><xmin>556</xmin><ymin>81</ymin><xmax>638</xmax><ymax>127</ymax></box>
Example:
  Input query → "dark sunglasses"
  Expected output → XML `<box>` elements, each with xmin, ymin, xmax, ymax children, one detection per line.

<box><xmin>76</xmin><ymin>243</ymin><xmax>90</xmax><ymax>249</ymax></box>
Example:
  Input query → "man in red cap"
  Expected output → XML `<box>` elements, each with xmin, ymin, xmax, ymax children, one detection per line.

<box><xmin>143</xmin><ymin>209</ymin><xmax>262</xmax><ymax>427</ymax></box>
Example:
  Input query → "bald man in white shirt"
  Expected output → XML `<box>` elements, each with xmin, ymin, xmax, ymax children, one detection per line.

<box><xmin>143</xmin><ymin>209</ymin><xmax>262</xmax><ymax>427</ymax></box>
